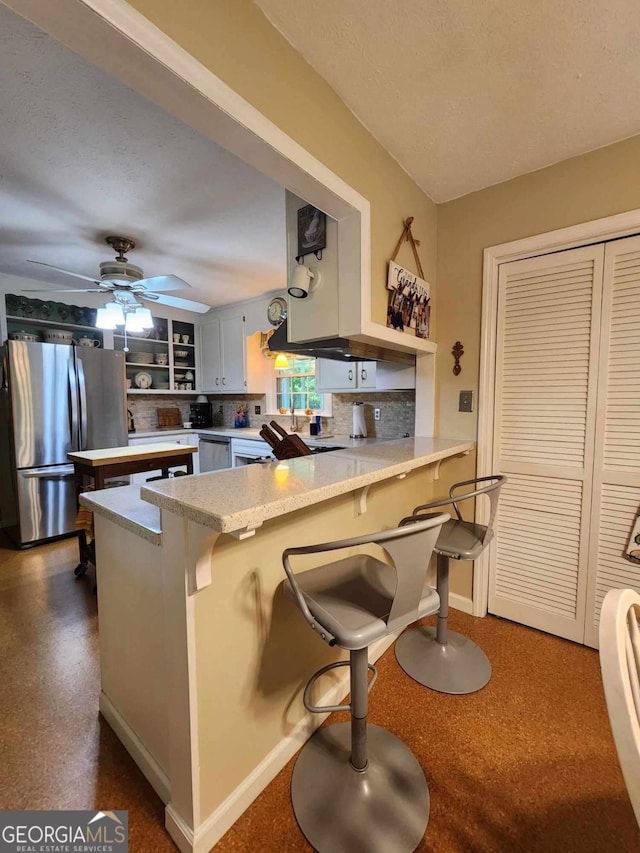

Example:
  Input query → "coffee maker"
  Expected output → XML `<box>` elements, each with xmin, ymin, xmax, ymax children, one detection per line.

<box><xmin>189</xmin><ymin>401</ymin><xmax>213</xmax><ymax>428</ymax></box>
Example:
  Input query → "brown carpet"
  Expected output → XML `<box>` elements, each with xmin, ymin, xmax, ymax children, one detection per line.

<box><xmin>1</xmin><ymin>534</ymin><xmax>638</xmax><ymax>852</ymax></box>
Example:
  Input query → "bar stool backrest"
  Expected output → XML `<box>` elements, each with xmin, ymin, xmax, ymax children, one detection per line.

<box><xmin>283</xmin><ymin>513</ymin><xmax>450</xmax><ymax>643</ymax></box>
<box><xmin>449</xmin><ymin>475</ymin><xmax>506</xmax><ymax>547</ymax></box>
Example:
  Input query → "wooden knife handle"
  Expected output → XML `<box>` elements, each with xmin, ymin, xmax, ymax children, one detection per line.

<box><xmin>259</xmin><ymin>425</ymin><xmax>279</xmax><ymax>449</ymax></box>
<box><xmin>269</xmin><ymin>420</ymin><xmax>289</xmax><ymax>438</ymax></box>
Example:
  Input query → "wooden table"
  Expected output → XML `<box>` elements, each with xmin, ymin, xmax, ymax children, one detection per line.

<box><xmin>68</xmin><ymin>442</ymin><xmax>197</xmax><ymax>575</ymax></box>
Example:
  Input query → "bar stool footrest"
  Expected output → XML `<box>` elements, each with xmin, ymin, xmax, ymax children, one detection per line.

<box><xmin>303</xmin><ymin>660</ymin><xmax>378</xmax><ymax>714</ymax></box>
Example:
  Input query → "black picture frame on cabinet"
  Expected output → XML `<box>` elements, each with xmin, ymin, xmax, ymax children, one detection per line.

<box><xmin>297</xmin><ymin>204</ymin><xmax>326</xmax><ymax>260</ymax></box>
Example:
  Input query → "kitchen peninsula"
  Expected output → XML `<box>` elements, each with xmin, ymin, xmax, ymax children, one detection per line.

<box><xmin>81</xmin><ymin>437</ymin><xmax>472</xmax><ymax>853</ymax></box>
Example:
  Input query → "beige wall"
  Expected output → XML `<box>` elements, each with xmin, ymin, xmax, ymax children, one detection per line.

<box><xmin>127</xmin><ymin>0</ymin><xmax>437</xmax><ymax>328</ymax></box>
<box><xmin>436</xmin><ymin>133</ymin><xmax>640</xmax><ymax>597</ymax></box>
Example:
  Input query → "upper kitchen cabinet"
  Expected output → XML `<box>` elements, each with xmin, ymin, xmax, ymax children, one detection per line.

<box><xmin>284</xmin><ymin>193</ymin><xmax>436</xmax><ymax>360</ymax></box>
<box><xmin>315</xmin><ymin>358</ymin><xmax>415</xmax><ymax>392</ymax></box>
<box><xmin>200</xmin><ymin>314</ymin><xmax>267</xmax><ymax>394</ymax></box>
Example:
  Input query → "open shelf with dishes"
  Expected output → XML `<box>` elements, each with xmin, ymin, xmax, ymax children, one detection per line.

<box><xmin>5</xmin><ymin>295</ymin><xmax>104</xmax><ymax>346</ymax></box>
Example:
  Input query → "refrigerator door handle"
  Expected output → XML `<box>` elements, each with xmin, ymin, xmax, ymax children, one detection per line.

<box><xmin>77</xmin><ymin>357</ymin><xmax>88</xmax><ymax>450</ymax></box>
<box><xmin>22</xmin><ymin>465</ymin><xmax>76</xmax><ymax>478</ymax></box>
<box><xmin>68</xmin><ymin>362</ymin><xmax>80</xmax><ymax>450</ymax></box>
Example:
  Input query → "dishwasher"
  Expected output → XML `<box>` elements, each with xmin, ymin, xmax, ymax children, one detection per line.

<box><xmin>198</xmin><ymin>435</ymin><xmax>231</xmax><ymax>472</ymax></box>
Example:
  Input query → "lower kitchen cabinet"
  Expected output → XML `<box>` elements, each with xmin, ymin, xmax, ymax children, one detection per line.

<box><xmin>128</xmin><ymin>433</ymin><xmax>200</xmax><ymax>484</ymax></box>
<box><xmin>315</xmin><ymin>358</ymin><xmax>415</xmax><ymax>392</ymax></box>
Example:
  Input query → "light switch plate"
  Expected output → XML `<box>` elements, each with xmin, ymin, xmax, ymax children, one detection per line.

<box><xmin>459</xmin><ymin>391</ymin><xmax>473</xmax><ymax>413</ymax></box>
<box><xmin>254</xmin><ymin>405</ymin><xmax>261</xmax><ymax>415</ymax></box>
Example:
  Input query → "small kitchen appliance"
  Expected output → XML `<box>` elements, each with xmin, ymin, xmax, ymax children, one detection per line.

<box><xmin>190</xmin><ymin>401</ymin><xmax>213</xmax><ymax>428</ymax></box>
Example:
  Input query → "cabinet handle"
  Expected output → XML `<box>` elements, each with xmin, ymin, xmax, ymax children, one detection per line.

<box><xmin>361</xmin><ymin>368</ymin><xmax>367</xmax><ymax>381</ymax></box>
<box><xmin>215</xmin><ymin>378</ymin><xmax>219</xmax><ymax>386</ymax></box>
<box><xmin>348</xmin><ymin>369</ymin><xmax>354</xmax><ymax>381</ymax></box>
<box><xmin>222</xmin><ymin>377</ymin><xmax>226</xmax><ymax>385</ymax></box>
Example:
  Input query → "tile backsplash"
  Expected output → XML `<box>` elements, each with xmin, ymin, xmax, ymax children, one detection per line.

<box><xmin>127</xmin><ymin>391</ymin><xmax>415</xmax><ymax>438</ymax></box>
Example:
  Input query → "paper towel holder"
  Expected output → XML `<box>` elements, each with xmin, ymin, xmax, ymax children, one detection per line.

<box><xmin>350</xmin><ymin>401</ymin><xmax>367</xmax><ymax>439</ymax></box>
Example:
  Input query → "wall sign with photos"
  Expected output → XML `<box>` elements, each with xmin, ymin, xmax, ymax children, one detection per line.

<box><xmin>386</xmin><ymin>261</ymin><xmax>431</xmax><ymax>339</ymax></box>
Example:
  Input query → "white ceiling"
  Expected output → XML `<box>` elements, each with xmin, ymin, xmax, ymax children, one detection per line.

<box><xmin>0</xmin><ymin>4</ymin><xmax>287</xmax><ymax>311</ymax></box>
<box><xmin>257</xmin><ymin>0</ymin><xmax>640</xmax><ymax>202</ymax></box>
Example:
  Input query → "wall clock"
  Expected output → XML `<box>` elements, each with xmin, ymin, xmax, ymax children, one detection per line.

<box><xmin>267</xmin><ymin>296</ymin><xmax>287</xmax><ymax>327</ymax></box>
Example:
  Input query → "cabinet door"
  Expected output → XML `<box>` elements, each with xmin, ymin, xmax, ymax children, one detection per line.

<box><xmin>220</xmin><ymin>314</ymin><xmax>246</xmax><ymax>392</ymax></box>
<box><xmin>200</xmin><ymin>319</ymin><xmax>222</xmax><ymax>392</ymax></box>
<box><xmin>375</xmin><ymin>362</ymin><xmax>416</xmax><ymax>390</ymax></box>
<box><xmin>357</xmin><ymin>362</ymin><xmax>377</xmax><ymax>389</ymax></box>
<box><xmin>315</xmin><ymin>358</ymin><xmax>357</xmax><ymax>391</ymax></box>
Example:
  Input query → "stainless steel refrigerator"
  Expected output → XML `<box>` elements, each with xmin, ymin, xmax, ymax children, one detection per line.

<box><xmin>0</xmin><ymin>340</ymin><xmax>127</xmax><ymax>547</ymax></box>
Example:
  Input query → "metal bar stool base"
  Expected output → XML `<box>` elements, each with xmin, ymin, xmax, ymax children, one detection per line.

<box><xmin>395</xmin><ymin>625</ymin><xmax>492</xmax><ymax>695</ymax></box>
<box><xmin>291</xmin><ymin>722</ymin><xmax>429</xmax><ymax>853</ymax></box>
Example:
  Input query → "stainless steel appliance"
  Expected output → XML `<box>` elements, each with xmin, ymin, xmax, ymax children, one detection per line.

<box><xmin>0</xmin><ymin>340</ymin><xmax>127</xmax><ymax>546</ymax></box>
<box><xmin>198</xmin><ymin>435</ymin><xmax>231</xmax><ymax>472</ymax></box>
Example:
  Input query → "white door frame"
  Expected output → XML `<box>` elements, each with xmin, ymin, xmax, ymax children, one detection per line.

<box><xmin>475</xmin><ymin>207</ymin><xmax>640</xmax><ymax>617</ymax></box>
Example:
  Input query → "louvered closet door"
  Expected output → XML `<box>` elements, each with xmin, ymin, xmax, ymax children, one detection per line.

<box><xmin>489</xmin><ymin>245</ymin><xmax>604</xmax><ymax>642</ymax></box>
<box><xmin>583</xmin><ymin>236</ymin><xmax>640</xmax><ymax>648</ymax></box>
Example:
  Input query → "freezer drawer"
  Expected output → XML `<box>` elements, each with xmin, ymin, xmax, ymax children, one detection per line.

<box><xmin>15</xmin><ymin>464</ymin><xmax>77</xmax><ymax>545</ymax></box>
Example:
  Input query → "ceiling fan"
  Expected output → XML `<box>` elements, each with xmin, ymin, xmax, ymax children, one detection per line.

<box><xmin>23</xmin><ymin>235</ymin><xmax>211</xmax><ymax>313</ymax></box>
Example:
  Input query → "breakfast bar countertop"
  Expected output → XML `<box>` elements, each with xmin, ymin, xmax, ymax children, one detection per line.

<box><xmin>137</xmin><ymin>436</ymin><xmax>473</xmax><ymax>535</ymax></box>
<box><xmin>79</xmin><ymin>484</ymin><xmax>162</xmax><ymax>545</ymax></box>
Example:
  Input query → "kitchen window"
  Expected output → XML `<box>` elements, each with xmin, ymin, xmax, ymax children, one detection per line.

<box><xmin>271</xmin><ymin>356</ymin><xmax>331</xmax><ymax>416</ymax></box>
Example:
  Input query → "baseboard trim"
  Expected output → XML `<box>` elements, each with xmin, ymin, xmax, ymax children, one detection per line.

<box><xmin>449</xmin><ymin>592</ymin><xmax>474</xmax><ymax>615</ymax></box>
<box><xmin>99</xmin><ymin>691</ymin><xmax>171</xmax><ymax>805</ymax></box>
<box><xmin>167</xmin><ymin>632</ymin><xmax>398</xmax><ymax>853</ymax></box>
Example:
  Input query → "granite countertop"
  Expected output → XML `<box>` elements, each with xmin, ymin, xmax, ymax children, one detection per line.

<box><xmin>79</xmin><ymin>484</ymin><xmax>162</xmax><ymax>545</ymax></box>
<box><xmin>129</xmin><ymin>427</ymin><xmax>387</xmax><ymax>449</ymax></box>
<box><xmin>139</xmin><ymin>437</ymin><xmax>472</xmax><ymax>534</ymax></box>
<box><xmin>81</xmin><ymin>437</ymin><xmax>472</xmax><ymax>540</ymax></box>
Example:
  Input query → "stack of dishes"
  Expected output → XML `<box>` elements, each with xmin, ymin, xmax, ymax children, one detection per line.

<box><xmin>127</xmin><ymin>351</ymin><xmax>154</xmax><ymax>364</ymax></box>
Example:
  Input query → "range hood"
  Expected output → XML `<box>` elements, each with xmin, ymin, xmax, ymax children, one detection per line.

<box><xmin>268</xmin><ymin>321</ymin><xmax>415</xmax><ymax>365</ymax></box>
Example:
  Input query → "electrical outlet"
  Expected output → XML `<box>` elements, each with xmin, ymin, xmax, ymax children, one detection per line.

<box><xmin>254</xmin><ymin>405</ymin><xmax>261</xmax><ymax>415</ymax></box>
<box><xmin>459</xmin><ymin>391</ymin><xmax>473</xmax><ymax>413</ymax></box>
<box><xmin>374</xmin><ymin>408</ymin><xmax>381</xmax><ymax>421</ymax></box>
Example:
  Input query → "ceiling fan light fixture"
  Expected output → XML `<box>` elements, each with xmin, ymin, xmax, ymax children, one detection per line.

<box><xmin>133</xmin><ymin>306</ymin><xmax>154</xmax><ymax>329</ymax></box>
<box><xmin>95</xmin><ymin>301</ymin><xmax>126</xmax><ymax>329</ymax></box>
<box><xmin>124</xmin><ymin>311</ymin><xmax>147</xmax><ymax>333</ymax></box>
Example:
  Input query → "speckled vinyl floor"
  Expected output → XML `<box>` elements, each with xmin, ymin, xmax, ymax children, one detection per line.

<box><xmin>1</xmin><ymin>533</ymin><xmax>638</xmax><ymax>852</ymax></box>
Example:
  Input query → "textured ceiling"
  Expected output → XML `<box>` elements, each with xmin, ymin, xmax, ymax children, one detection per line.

<box><xmin>257</xmin><ymin>0</ymin><xmax>640</xmax><ymax>202</ymax></box>
<box><xmin>0</xmin><ymin>4</ymin><xmax>286</xmax><ymax>310</ymax></box>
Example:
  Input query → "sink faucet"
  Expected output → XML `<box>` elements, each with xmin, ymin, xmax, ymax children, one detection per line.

<box><xmin>290</xmin><ymin>406</ymin><xmax>297</xmax><ymax>432</ymax></box>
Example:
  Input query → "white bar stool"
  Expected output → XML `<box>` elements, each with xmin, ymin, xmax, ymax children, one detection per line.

<box><xmin>395</xmin><ymin>475</ymin><xmax>506</xmax><ymax>695</ymax></box>
<box><xmin>281</xmin><ymin>513</ymin><xmax>449</xmax><ymax>853</ymax></box>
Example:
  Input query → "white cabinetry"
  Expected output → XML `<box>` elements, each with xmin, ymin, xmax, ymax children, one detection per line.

<box><xmin>315</xmin><ymin>359</ymin><xmax>414</xmax><ymax>392</ymax></box>
<box><xmin>200</xmin><ymin>315</ymin><xmax>267</xmax><ymax>394</ymax></box>
<box><xmin>128</xmin><ymin>433</ymin><xmax>200</xmax><ymax>484</ymax></box>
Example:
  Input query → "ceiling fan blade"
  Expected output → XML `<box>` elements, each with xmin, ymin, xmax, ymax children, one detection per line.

<box><xmin>140</xmin><ymin>292</ymin><xmax>211</xmax><ymax>313</ymax></box>
<box><xmin>136</xmin><ymin>275</ymin><xmax>190</xmax><ymax>293</ymax></box>
<box><xmin>26</xmin><ymin>260</ymin><xmax>103</xmax><ymax>286</ymax></box>
<box><xmin>21</xmin><ymin>288</ymin><xmax>106</xmax><ymax>293</ymax></box>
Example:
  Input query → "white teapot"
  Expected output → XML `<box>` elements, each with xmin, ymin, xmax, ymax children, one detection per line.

<box><xmin>75</xmin><ymin>336</ymin><xmax>101</xmax><ymax>347</ymax></box>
